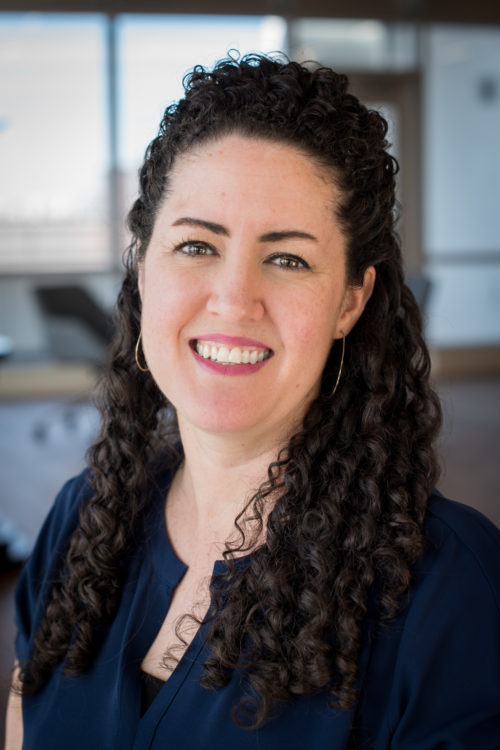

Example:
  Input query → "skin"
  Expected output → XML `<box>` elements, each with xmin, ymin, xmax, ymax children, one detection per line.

<box><xmin>5</xmin><ymin>665</ymin><xmax>22</xmax><ymax>750</ymax></box>
<box><xmin>138</xmin><ymin>134</ymin><xmax>375</xmax><ymax>679</ymax></box>
<box><xmin>139</xmin><ymin>134</ymin><xmax>374</xmax><ymax>450</ymax></box>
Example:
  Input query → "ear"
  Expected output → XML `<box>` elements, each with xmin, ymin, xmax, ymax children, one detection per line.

<box><xmin>335</xmin><ymin>266</ymin><xmax>376</xmax><ymax>338</ymax></box>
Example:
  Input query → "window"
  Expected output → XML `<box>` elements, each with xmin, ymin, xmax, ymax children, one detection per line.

<box><xmin>0</xmin><ymin>13</ymin><xmax>109</xmax><ymax>273</ymax></box>
<box><xmin>290</xmin><ymin>19</ymin><xmax>417</xmax><ymax>72</ymax></box>
<box><xmin>0</xmin><ymin>12</ymin><xmax>287</xmax><ymax>274</ymax></box>
<box><xmin>116</xmin><ymin>14</ymin><xmax>287</xmax><ymax>244</ymax></box>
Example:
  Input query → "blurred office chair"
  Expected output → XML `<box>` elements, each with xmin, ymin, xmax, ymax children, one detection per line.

<box><xmin>34</xmin><ymin>284</ymin><xmax>114</xmax><ymax>369</ymax></box>
<box><xmin>32</xmin><ymin>285</ymin><xmax>113</xmax><ymax>442</ymax></box>
<box><xmin>0</xmin><ymin>334</ymin><xmax>14</xmax><ymax>362</ymax></box>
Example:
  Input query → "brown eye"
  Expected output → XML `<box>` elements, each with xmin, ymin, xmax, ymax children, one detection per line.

<box><xmin>175</xmin><ymin>242</ymin><xmax>216</xmax><ymax>256</ymax></box>
<box><xmin>268</xmin><ymin>253</ymin><xmax>309</xmax><ymax>270</ymax></box>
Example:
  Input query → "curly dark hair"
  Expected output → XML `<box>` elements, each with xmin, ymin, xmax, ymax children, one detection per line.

<box><xmin>20</xmin><ymin>53</ymin><xmax>441</xmax><ymax>729</ymax></box>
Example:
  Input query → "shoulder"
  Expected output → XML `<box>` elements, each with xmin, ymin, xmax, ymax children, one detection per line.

<box><xmin>403</xmin><ymin>491</ymin><xmax>500</xmax><ymax>627</ymax></box>
<box><xmin>39</xmin><ymin>470</ymin><xmax>92</xmax><ymax>545</ymax></box>
<box><xmin>14</xmin><ymin>470</ymin><xmax>92</xmax><ymax>659</ymax></box>
<box><xmin>425</xmin><ymin>490</ymin><xmax>500</xmax><ymax>550</ymax></box>
<box><xmin>418</xmin><ymin>491</ymin><xmax>500</xmax><ymax>613</ymax></box>
<box><xmin>24</xmin><ymin>470</ymin><xmax>93</xmax><ymax>570</ymax></box>
<box><xmin>361</xmin><ymin>494</ymin><xmax>500</xmax><ymax>746</ymax></box>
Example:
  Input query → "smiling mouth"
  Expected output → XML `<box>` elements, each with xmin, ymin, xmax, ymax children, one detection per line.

<box><xmin>190</xmin><ymin>340</ymin><xmax>273</xmax><ymax>365</ymax></box>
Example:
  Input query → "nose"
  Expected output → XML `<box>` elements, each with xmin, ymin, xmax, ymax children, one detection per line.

<box><xmin>206</xmin><ymin>256</ymin><xmax>265</xmax><ymax>322</ymax></box>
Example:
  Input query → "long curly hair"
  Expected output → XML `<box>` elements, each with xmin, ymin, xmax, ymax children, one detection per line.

<box><xmin>20</xmin><ymin>54</ymin><xmax>441</xmax><ymax>728</ymax></box>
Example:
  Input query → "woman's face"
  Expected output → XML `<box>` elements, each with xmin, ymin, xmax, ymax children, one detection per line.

<box><xmin>139</xmin><ymin>134</ymin><xmax>374</xmax><ymax>444</ymax></box>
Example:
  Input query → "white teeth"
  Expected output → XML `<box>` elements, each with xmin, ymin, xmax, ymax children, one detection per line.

<box><xmin>195</xmin><ymin>341</ymin><xmax>270</xmax><ymax>366</ymax></box>
<box><xmin>216</xmin><ymin>346</ymin><xmax>230</xmax><ymax>363</ymax></box>
<box><xmin>228</xmin><ymin>347</ymin><xmax>242</xmax><ymax>364</ymax></box>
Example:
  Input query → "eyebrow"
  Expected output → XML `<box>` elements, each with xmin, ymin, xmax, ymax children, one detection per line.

<box><xmin>172</xmin><ymin>217</ymin><xmax>228</xmax><ymax>236</ymax></box>
<box><xmin>171</xmin><ymin>217</ymin><xmax>318</xmax><ymax>243</ymax></box>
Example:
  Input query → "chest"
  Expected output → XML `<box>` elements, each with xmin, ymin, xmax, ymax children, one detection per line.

<box><xmin>21</xmin><ymin>535</ymin><xmax>386</xmax><ymax>750</ymax></box>
<box><xmin>140</xmin><ymin>562</ymin><xmax>214</xmax><ymax>680</ymax></box>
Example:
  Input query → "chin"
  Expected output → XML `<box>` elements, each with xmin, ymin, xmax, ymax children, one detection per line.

<box><xmin>185</xmin><ymin>410</ymin><xmax>263</xmax><ymax>436</ymax></box>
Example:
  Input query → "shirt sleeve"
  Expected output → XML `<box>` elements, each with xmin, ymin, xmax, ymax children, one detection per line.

<box><xmin>386</xmin><ymin>500</ymin><xmax>500</xmax><ymax>749</ymax></box>
<box><xmin>14</xmin><ymin>471</ymin><xmax>91</xmax><ymax>663</ymax></box>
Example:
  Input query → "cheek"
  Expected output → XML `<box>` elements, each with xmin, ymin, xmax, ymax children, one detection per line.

<box><xmin>142</xmin><ymin>272</ymin><xmax>200</xmax><ymax>331</ymax></box>
<box><xmin>284</xmin><ymin>290</ymin><xmax>340</xmax><ymax>355</ymax></box>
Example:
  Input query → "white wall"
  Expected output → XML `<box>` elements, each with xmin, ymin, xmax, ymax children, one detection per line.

<box><xmin>425</xmin><ymin>264</ymin><xmax>500</xmax><ymax>346</ymax></box>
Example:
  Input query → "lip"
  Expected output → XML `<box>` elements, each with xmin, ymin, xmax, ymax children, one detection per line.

<box><xmin>191</xmin><ymin>333</ymin><xmax>272</xmax><ymax>351</ymax></box>
<box><xmin>191</xmin><ymin>347</ymin><xmax>272</xmax><ymax>376</ymax></box>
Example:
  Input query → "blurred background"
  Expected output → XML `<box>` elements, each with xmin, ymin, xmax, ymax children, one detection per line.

<box><xmin>0</xmin><ymin>0</ymin><xmax>499</xmax><ymax>737</ymax></box>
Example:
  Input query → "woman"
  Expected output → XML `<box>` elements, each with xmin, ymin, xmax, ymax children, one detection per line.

<box><xmin>7</xmin><ymin>54</ymin><xmax>500</xmax><ymax>749</ymax></box>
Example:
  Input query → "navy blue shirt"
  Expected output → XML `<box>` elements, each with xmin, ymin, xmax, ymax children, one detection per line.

<box><xmin>15</xmin><ymin>471</ymin><xmax>500</xmax><ymax>749</ymax></box>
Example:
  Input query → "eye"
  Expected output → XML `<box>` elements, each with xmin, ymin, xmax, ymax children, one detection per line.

<box><xmin>174</xmin><ymin>241</ymin><xmax>216</xmax><ymax>257</ymax></box>
<box><xmin>268</xmin><ymin>253</ymin><xmax>310</xmax><ymax>270</ymax></box>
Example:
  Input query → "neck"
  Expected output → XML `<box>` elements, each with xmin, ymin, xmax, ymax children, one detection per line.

<box><xmin>166</xmin><ymin>416</ymin><xmax>293</xmax><ymax>559</ymax></box>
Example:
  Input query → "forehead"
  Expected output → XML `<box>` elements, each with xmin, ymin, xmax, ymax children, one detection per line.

<box><xmin>157</xmin><ymin>134</ymin><xmax>341</xmax><ymax>233</ymax></box>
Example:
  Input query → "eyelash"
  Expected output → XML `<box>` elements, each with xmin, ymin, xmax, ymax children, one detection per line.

<box><xmin>173</xmin><ymin>241</ymin><xmax>310</xmax><ymax>271</ymax></box>
<box><xmin>174</xmin><ymin>241</ymin><xmax>216</xmax><ymax>257</ymax></box>
<box><xmin>267</xmin><ymin>253</ymin><xmax>309</xmax><ymax>271</ymax></box>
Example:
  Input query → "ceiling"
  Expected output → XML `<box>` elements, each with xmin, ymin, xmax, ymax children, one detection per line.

<box><xmin>0</xmin><ymin>0</ymin><xmax>499</xmax><ymax>25</ymax></box>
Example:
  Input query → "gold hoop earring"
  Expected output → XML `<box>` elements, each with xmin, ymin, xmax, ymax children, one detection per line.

<box><xmin>135</xmin><ymin>331</ymin><xmax>149</xmax><ymax>373</ymax></box>
<box><xmin>330</xmin><ymin>334</ymin><xmax>345</xmax><ymax>397</ymax></box>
